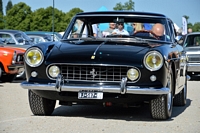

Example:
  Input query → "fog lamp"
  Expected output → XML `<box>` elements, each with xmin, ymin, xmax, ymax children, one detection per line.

<box><xmin>127</xmin><ymin>68</ymin><xmax>139</xmax><ymax>81</ymax></box>
<box><xmin>48</xmin><ymin>66</ymin><xmax>60</xmax><ymax>78</ymax></box>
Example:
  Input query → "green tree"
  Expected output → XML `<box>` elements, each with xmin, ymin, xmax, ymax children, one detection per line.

<box><xmin>0</xmin><ymin>0</ymin><xmax>5</xmax><ymax>29</ymax></box>
<box><xmin>192</xmin><ymin>22</ymin><xmax>200</xmax><ymax>32</ymax></box>
<box><xmin>113</xmin><ymin>0</ymin><xmax>135</xmax><ymax>11</ymax></box>
<box><xmin>6</xmin><ymin>0</ymin><xmax>13</xmax><ymax>15</ymax></box>
<box><xmin>63</xmin><ymin>8</ymin><xmax>83</xmax><ymax>31</ymax></box>
<box><xmin>5</xmin><ymin>2</ymin><xmax>32</xmax><ymax>31</ymax></box>
<box><xmin>0</xmin><ymin>0</ymin><xmax>3</xmax><ymax>15</ymax></box>
<box><xmin>30</xmin><ymin>6</ymin><xmax>69</xmax><ymax>32</ymax></box>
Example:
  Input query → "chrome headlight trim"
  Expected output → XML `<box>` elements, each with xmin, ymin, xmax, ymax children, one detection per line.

<box><xmin>143</xmin><ymin>51</ymin><xmax>164</xmax><ymax>71</ymax></box>
<box><xmin>24</xmin><ymin>47</ymin><xmax>44</xmax><ymax>67</ymax></box>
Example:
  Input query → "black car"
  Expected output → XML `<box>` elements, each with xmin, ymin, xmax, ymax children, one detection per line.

<box><xmin>21</xmin><ymin>11</ymin><xmax>188</xmax><ymax>120</ymax></box>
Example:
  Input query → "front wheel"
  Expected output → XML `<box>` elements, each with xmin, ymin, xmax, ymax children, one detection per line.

<box><xmin>150</xmin><ymin>72</ymin><xmax>174</xmax><ymax>120</ymax></box>
<box><xmin>173</xmin><ymin>74</ymin><xmax>187</xmax><ymax>106</ymax></box>
<box><xmin>28</xmin><ymin>90</ymin><xmax>56</xmax><ymax>115</ymax></box>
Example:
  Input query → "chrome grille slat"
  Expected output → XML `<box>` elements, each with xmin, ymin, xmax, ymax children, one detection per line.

<box><xmin>187</xmin><ymin>54</ymin><xmax>200</xmax><ymax>62</ymax></box>
<box><xmin>55</xmin><ymin>65</ymin><xmax>131</xmax><ymax>82</ymax></box>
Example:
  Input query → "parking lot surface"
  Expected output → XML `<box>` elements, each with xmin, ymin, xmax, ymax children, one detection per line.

<box><xmin>0</xmin><ymin>79</ymin><xmax>200</xmax><ymax>133</ymax></box>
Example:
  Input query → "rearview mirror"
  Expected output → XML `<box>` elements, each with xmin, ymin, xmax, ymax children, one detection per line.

<box><xmin>113</xmin><ymin>17</ymin><xmax>124</xmax><ymax>23</ymax></box>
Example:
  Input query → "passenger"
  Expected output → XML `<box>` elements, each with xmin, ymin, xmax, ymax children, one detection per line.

<box><xmin>104</xmin><ymin>23</ymin><xmax>116</xmax><ymax>34</ymax></box>
<box><xmin>151</xmin><ymin>23</ymin><xmax>164</xmax><ymax>37</ymax></box>
<box><xmin>112</xmin><ymin>23</ymin><xmax>129</xmax><ymax>35</ymax></box>
<box><xmin>133</xmin><ymin>23</ymin><xmax>143</xmax><ymax>33</ymax></box>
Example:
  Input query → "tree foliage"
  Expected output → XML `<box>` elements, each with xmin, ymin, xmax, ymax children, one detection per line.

<box><xmin>6</xmin><ymin>0</ymin><xmax>13</xmax><ymax>15</ymax></box>
<box><xmin>192</xmin><ymin>22</ymin><xmax>200</xmax><ymax>32</ymax></box>
<box><xmin>113</xmin><ymin>0</ymin><xmax>135</xmax><ymax>11</ymax></box>
<box><xmin>1</xmin><ymin>1</ymin><xmax>199</xmax><ymax>33</ymax></box>
<box><xmin>0</xmin><ymin>0</ymin><xmax>3</xmax><ymax>15</ymax></box>
<box><xmin>5</xmin><ymin>2</ymin><xmax>32</xmax><ymax>31</ymax></box>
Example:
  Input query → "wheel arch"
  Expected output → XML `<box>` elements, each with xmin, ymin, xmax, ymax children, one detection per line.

<box><xmin>170</xmin><ymin>61</ymin><xmax>176</xmax><ymax>96</ymax></box>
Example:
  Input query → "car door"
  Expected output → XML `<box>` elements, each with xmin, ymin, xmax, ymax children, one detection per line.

<box><xmin>168</xmin><ymin>19</ymin><xmax>187</xmax><ymax>94</ymax></box>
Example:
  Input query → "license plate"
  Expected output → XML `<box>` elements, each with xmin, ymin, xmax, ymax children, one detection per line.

<box><xmin>78</xmin><ymin>90</ymin><xmax>103</xmax><ymax>99</ymax></box>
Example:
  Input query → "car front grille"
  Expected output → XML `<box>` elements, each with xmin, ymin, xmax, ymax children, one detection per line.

<box><xmin>47</xmin><ymin>64</ymin><xmax>137</xmax><ymax>82</ymax></box>
<box><xmin>187</xmin><ymin>54</ymin><xmax>200</xmax><ymax>62</ymax></box>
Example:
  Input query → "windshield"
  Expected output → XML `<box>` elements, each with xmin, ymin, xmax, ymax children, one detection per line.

<box><xmin>184</xmin><ymin>34</ymin><xmax>200</xmax><ymax>47</ymax></box>
<box><xmin>64</xmin><ymin>15</ymin><xmax>171</xmax><ymax>42</ymax></box>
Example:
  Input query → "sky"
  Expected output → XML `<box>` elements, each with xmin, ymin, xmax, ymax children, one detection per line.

<box><xmin>2</xmin><ymin>0</ymin><xmax>200</xmax><ymax>28</ymax></box>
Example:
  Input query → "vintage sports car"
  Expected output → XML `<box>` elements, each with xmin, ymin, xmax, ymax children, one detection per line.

<box><xmin>21</xmin><ymin>11</ymin><xmax>188</xmax><ymax>120</ymax></box>
<box><xmin>0</xmin><ymin>45</ymin><xmax>25</xmax><ymax>82</ymax></box>
<box><xmin>183</xmin><ymin>32</ymin><xmax>200</xmax><ymax>79</ymax></box>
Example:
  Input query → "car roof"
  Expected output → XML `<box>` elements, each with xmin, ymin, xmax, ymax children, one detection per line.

<box><xmin>187</xmin><ymin>32</ymin><xmax>200</xmax><ymax>35</ymax></box>
<box><xmin>76</xmin><ymin>11</ymin><xmax>167</xmax><ymax>18</ymax></box>
<box><xmin>25</xmin><ymin>31</ymin><xmax>58</xmax><ymax>35</ymax></box>
<box><xmin>0</xmin><ymin>29</ymin><xmax>23</xmax><ymax>34</ymax></box>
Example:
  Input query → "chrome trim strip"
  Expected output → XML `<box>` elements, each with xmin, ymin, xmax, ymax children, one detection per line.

<box><xmin>20</xmin><ymin>81</ymin><xmax>170</xmax><ymax>95</ymax></box>
<box><xmin>187</xmin><ymin>63</ymin><xmax>200</xmax><ymax>72</ymax></box>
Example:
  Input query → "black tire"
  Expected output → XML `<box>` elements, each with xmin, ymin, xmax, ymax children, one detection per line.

<box><xmin>0</xmin><ymin>74</ymin><xmax>16</xmax><ymax>82</ymax></box>
<box><xmin>173</xmin><ymin>75</ymin><xmax>187</xmax><ymax>106</ymax></box>
<box><xmin>150</xmin><ymin>71</ymin><xmax>174</xmax><ymax>120</ymax></box>
<box><xmin>28</xmin><ymin>90</ymin><xmax>56</xmax><ymax>116</ymax></box>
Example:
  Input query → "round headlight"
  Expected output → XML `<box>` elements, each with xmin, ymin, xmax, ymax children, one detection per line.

<box><xmin>144</xmin><ymin>51</ymin><xmax>163</xmax><ymax>71</ymax></box>
<box><xmin>25</xmin><ymin>47</ymin><xmax>44</xmax><ymax>67</ymax></box>
<box><xmin>127</xmin><ymin>68</ymin><xmax>139</xmax><ymax>81</ymax></box>
<box><xmin>48</xmin><ymin>66</ymin><xmax>60</xmax><ymax>78</ymax></box>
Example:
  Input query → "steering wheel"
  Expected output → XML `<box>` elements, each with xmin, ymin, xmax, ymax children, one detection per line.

<box><xmin>106</xmin><ymin>34</ymin><xmax>130</xmax><ymax>38</ymax></box>
<box><xmin>134</xmin><ymin>30</ymin><xmax>159</xmax><ymax>40</ymax></box>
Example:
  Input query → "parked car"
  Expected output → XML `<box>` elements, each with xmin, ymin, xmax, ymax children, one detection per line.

<box><xmin>0</xmin><ymin>30</ymin><xmax>34</xmax><ymax>47</ymax></box>
<box><xmin>21</xmin><ymin>11</ymin><xmax>188</xmax><ymax>120</ymax></box>
<box><xmin>0</xmin><ymin>45</ymin><xmax>25</xmax><ymax>82</ymax></box>
<box><xmin>25</xmin><ymin>31</ymin><xmax>61</xmax><ymax>44</ymax></box>
<box><xmin>183</xmin><ymin>32</ymin><xmax>200</xmax><ymax>79</ymax></box>
<box><xmin>0</xmin><ymin>29</ymin><xmax>34</xmax><ymax>79</ymax></box>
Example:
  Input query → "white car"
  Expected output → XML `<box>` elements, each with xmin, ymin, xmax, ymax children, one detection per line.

<box><xmin>183</xmin><ymin>32</ymin><xmax>200</xmax><ymax>79</ymax></box>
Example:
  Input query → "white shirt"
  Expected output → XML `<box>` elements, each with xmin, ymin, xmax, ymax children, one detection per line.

<box><xmin>112</xmin><ymin>29</ymin><xmax>129</xmax><ymax>35</ymax></box>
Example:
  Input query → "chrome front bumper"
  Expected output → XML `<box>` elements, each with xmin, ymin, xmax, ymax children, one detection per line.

<box><xmin>187</xmin><ymin>63</ymin><xmax>200</xmax><ymax>72</ymax></box>
<box><xmin>21</xmin><ymin>76</ymin><xmax>170</xmax><ymax>95</ymax></box>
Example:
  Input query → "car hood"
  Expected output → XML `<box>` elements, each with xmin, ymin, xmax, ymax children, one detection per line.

<box><xmin>46</xmin><ymin>42</ymin><xmax>151</xmax><ymax>66</ymax></box>
<box><xmin>185</xmin><ymin>46</ymin><xmax>200</xmax><ymax>52</ymax></box>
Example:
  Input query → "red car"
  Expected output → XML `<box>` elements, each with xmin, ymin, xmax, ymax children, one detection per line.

<box><xmin>0</xmin><ymin>45</ymin><xmax>25</xmax><ymax>82</ymax></box>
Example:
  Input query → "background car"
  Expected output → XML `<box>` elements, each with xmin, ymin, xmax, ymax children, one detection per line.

<box><xmin>0</xmin><ymin>29</ymin><xmax>34</xmax><ymax>47</ymax></box>
<box><xmin>183</xmin><ymin>32</ymin><xmax>200</xmax><ymax>79</ymax></box>
<box><xmin>21</xmin><ymin>11</ymin><xmax>188</xmax><ymax>120</ymax></box>
<box><xmin>25</xmin><ymin>31</ymin><xmax>62</xmax><ymax>44</ymax></box>
<box><xmin>0</xmin><ymin>45</ymin><xmax>25</xmax><ymax>82</ymax></box>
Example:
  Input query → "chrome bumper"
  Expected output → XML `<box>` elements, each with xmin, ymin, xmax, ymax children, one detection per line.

<box><xmin>21</xmin><ymin>78</ymin><xmax>169</xmax><ymax>95</ymax></box>
<box><xmin>187</xmin><ymin>63</ymin><xmax>200</xmax><ymax>72</ymax></box>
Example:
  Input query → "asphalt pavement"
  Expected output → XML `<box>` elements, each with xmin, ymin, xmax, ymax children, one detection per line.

<box><xmin>0</xmin><ymin>79</ymin><xmax>199</xmax><ymax>133</ymax></box>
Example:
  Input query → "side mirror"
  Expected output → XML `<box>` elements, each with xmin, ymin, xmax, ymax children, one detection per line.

<box><xmin>175</xmin><ymin>35</ymin><xmax>184</xmax><ymax>45</ymax></box>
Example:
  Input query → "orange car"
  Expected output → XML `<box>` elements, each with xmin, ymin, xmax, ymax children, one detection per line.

<box><xmin>0</xmin><ymin>46</ymin><xmax>25</xmax><ymax>82</ymax></box>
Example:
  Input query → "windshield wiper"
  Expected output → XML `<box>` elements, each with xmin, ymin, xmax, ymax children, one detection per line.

<box><xmin>91</xmin><ymin>39</ymin><xmax>111</xmax><ymax>59</ymax></box>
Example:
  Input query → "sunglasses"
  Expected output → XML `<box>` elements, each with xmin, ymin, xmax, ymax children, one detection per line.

<box><xmin>132</xmin><ymin>24</ymin><xmax>136</xmax><ymax>26</ymax></box>
<box><xmin>118</xmin><ymin>23</ymin><xmax>124</xmax><ymax>26</ymax></box>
